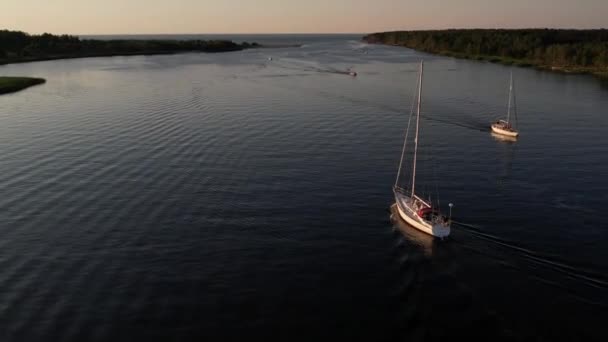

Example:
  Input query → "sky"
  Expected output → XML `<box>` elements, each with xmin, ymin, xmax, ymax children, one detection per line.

<box><xmin>2</xmin><ymin>0</ymin><xmax>607</xmax><ymax>35</ymax></box>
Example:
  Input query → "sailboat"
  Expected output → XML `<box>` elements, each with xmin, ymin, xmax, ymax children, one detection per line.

<box><xmin>491</xmin><ymin>71</ymin><xmax>519</xmax><ymax>137</ymax></box>
<box><xmin>393</xmin><ymin>61</ymin><xmax>452</xmax><ymax>238</ymax></box>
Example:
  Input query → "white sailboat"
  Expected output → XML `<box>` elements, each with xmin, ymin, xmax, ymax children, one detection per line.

<box><xmin>491</xmin><ymin>71</ymin><xmax>519</xmax><ymax>137</ymax></box>
<box><xmin>393</xmin><ymin>61</ymin><xmax>452</xmax><ymax>238</ymax></box>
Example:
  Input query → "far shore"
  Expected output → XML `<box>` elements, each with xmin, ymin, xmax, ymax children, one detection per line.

<box><xmin>0</xmin><ymin>49</ymin><xmax>238</xmax><ymax>66</ymax></box>
<box><xmin>0</xmin><ymin>44</ymin><xmax>302</xmax><ymax>68</ymax></box>
<box><xmin>363</xmin><ymin>29</ymin><xmax>608</xmax><ymax>80</ymax></box>
<box><xmin>0</xmin><ymin>29</ymin><xmax>280</xmax><ymax>68</ymax></box>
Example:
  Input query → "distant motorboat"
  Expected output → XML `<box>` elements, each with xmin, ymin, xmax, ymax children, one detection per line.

<box><xmin>268</xmin><ymin>57</ymin><xmax>273</xmax><ymax>61</ymax></box>
<box><xmin>491</xmin><ymin>71</ymin><xmax>519</xmax><ymax>137</ymax></box>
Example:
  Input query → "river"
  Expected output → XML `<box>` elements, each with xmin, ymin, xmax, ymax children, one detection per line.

<box><xmin>1</xmin><ymin>34</ymin><xmax>606</xmax><ymax>341</ymax></box>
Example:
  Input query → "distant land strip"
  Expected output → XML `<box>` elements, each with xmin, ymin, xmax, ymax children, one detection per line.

<box><xmin>362</xmin><ymin>29</ymin><xmax>608</xmax><ymax>79</ymax></box>
<box><xmin>0</xmin><ymin>29</ymin><xmax>268</xmax><ymax>66</ymax></box>
<box><xmin>0</xmin><ymin>77</ymin><xmax>46</xmax><ymax>95</ymax></box>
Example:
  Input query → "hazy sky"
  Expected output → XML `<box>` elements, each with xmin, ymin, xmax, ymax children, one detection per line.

<box><xmin>3</xmin><ymin>0</ymin><xmax>607</xmax><ymax>34</ymax></box>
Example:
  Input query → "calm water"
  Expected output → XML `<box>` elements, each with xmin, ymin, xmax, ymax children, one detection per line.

<box><xmin>1</xmin><ymin>35</ymin><xmax>607</xmax><ymax>341</ymax></box>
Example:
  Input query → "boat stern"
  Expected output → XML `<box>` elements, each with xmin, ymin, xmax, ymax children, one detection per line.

<box><xmin>431</xmin><ymin>223</ymin><xmax>451</xmax><ymax>239</ymax></box>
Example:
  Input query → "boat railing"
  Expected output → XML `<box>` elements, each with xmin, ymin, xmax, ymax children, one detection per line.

<box><xmin>412</xmin><ymin>195</ymin><xmax>432</xmax><ymax>208</ymax></box>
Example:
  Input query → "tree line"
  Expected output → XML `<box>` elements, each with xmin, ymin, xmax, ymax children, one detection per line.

<box><xmin>0</xmin><ymin>30</ymin><xmax>258</xmax><ymax>64</ymax></box>
<box><xmin>363</xmin><ymin>29</ymin><xmax>608</xmax><ymax>75</ymax></box>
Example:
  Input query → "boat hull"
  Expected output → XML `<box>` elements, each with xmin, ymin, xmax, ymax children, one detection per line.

<box><xmin>491</xmin><ymin>124</ymin><xmax>519</xmax><ymax>137</ymax></box>
<box><xmin>394</xmin><ymin>194</ymin><xmax>450</xmax><ymax>238</ymax></box>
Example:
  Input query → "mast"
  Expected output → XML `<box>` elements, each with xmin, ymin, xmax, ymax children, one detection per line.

<box><xmin>512</xmin><ymin>73</ymin><xmax>518</xmax><ymax>129</ymax></box>
<box><xmin>395</xmin><ymin>63</ymin><xmax>419</xmax><ymax>189</ymax></box>
<box><xmin>506</xmin><ymin>71</ymin><xmax>513</xmax><ymax>124</ymax></box>
<box><xmin>394</xmin><ymin>125</ymin><xmax>411</xmax><ymax>188</ymax></box>
<box><xmin>394</xmin><ymin>123</ymin><xmax>408</xmax><ymax>188</ymax></box>
<box><xmin>411</xmin><ymin>61</ymin><xmax>423</xmax><ymax>197</ymax></box>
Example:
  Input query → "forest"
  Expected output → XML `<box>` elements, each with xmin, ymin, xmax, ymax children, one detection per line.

<box><xmin>0</xmin><ymin>30</ymin><xmax>257</xmax><ymax>65</ymax></box>
<box><xmin>363</xmin><ymin>29</ymin><xmax>608</xmax><ymax>78</ymax></box>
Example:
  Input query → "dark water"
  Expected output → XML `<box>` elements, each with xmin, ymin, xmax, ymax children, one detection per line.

<box><xmin>1</xmin><ymin>35</ymin><xmax>607</xmax><ymax>341</ymax></box>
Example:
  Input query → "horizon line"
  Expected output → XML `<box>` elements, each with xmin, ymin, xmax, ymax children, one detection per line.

<box><xmin>7</xmin><ymin>27</ymin><xmax>607</xmax><ymax>36</ymax></box>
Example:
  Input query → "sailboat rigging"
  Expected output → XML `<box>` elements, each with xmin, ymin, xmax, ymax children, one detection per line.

<box><xmin>393</xmin><ymin>61</ymin><xmax>452</xmax><ymax>238</ymax></box>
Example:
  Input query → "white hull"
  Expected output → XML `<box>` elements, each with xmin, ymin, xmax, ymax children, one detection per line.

<box><xmin>491</xmin><ymin>124</ymin><xmax>519</xmax><ymax>137</ymax></box>
<box><xmin>394</xmin><ymin>194</ymin><xmax>450</xmax><ymax>238</ymax></box>
<box><xmin>390</xmin><ymin>204</ymin><xmax>435</xmax><ymax>256</ymax></box>
<box><xmin>491</xmin><ymin>131</ymin><xmax>517</xmax><ymax>142</ymax></box>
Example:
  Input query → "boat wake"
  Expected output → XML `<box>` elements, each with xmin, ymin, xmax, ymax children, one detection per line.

<box><xmin>269</xmin><ymin>59</ymin><xmax>357</xmax><ymax>76</ymax></box>
<box><xmin>310</xmin><ymin>90</ymin><xmax>490</xmax><ymax>132</ymax></box>
<box><xmin>424</xmin><ymin>114</ymin><xmax>488</xmax><ymax>132</ymax></box>
<box><xmin>239</xmin><ymin>64</ymin><xmax>496</xmax><ymax>133</ymax></box>
<box><xmin>452</xmin><ymin>220</ymin><xmax>608</xmax><ymax>299</ymax></box>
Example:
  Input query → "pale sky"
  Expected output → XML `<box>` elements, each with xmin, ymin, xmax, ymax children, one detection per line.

<box><xmin>2</xmin><ymin>0</ymin><xmax>607</xmax><ymax>35</ymax></box>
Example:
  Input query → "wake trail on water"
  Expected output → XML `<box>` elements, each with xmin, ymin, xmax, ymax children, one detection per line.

<box><xmin>291</xmin><ymin>86</ymin><xmax>490</xmax><ymax>132</ymax></box>
<box><xmin>270</xmin><ymin>59</ymin><xmax>355</xmax><ymax>76</ymax></box>
<box><xmin>423</xmin><ymin>115</ymin><xmax>488</xmax><ymax>132</ymax></box>
<box><xmin>452</xmin><ymin>220</ymin><xmax>608</xmax><ymax>294</ymax></box>
<box><xmin>239</xmin><ymin>59</ymin><xmax>491</xmax><ymax>133</ymax></box>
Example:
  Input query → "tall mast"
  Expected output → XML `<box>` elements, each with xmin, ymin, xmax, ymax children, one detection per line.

<box><xmin>394</xmin><ymin>121</ymin><xmax>408</xmax><ymax>188</ymax></box>
<box><xmin>395</xmin><ymin>63</ymin><xmax>418</xmax><ymax>189</ymax></box>
<box><xmin>507</xmin><ymin>71</ymin><xmax>513</xmax><ymax>124</ymax></box>
<box><xmin>411</xmin><ymin>61</ymin><xmax>423</xmax><ymax>197</ymax></box>
<box><xmin>512</xmin><ymin>73</ymin><xmax>517</xmax><ymax>129</ymax></box>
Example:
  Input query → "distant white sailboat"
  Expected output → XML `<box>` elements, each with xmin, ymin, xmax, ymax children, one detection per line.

<box><xmin>491</xmin><ymin>71</ymin><xmax>519</xmax><ymax>137</ymax></box>
<box><xmin>393</xmin><ymin>61</ymin><xmax>453</xmax><ymax>238</ymax></box>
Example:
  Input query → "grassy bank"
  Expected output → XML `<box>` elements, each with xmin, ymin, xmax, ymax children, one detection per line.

<box><xmin>363</xmin><ymin>29</ymin><xmax>608</xmax><ymax>79</ymax></box>
<box><xmin>0</xmin><ymin>77</ymin><xmax>46</xmax><ymax>95</ymax></box>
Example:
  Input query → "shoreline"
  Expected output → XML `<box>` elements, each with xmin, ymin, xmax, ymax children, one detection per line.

<box><xmin>0</xmin><ymin>44</ymin><xmax>301</xmax><ymax>67</ymax></box>
<box><xmin>0</xmin><ymin>29</ymin><xmax>268</xmax><ymax>67</ymax></box>
<box><xmin>363</xmin><ymin>29</ymin><xmax>608</xmax><ymax>80</ymax></box>
<box><xmin>0</xmin><ymin>48</ymin><xmax>241</xmax><ymax>66</ymax></box>
<box><xmin>371</xmin><ymin>43</ymin><xmax>608</xmax><ymax>79</ymax></box>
